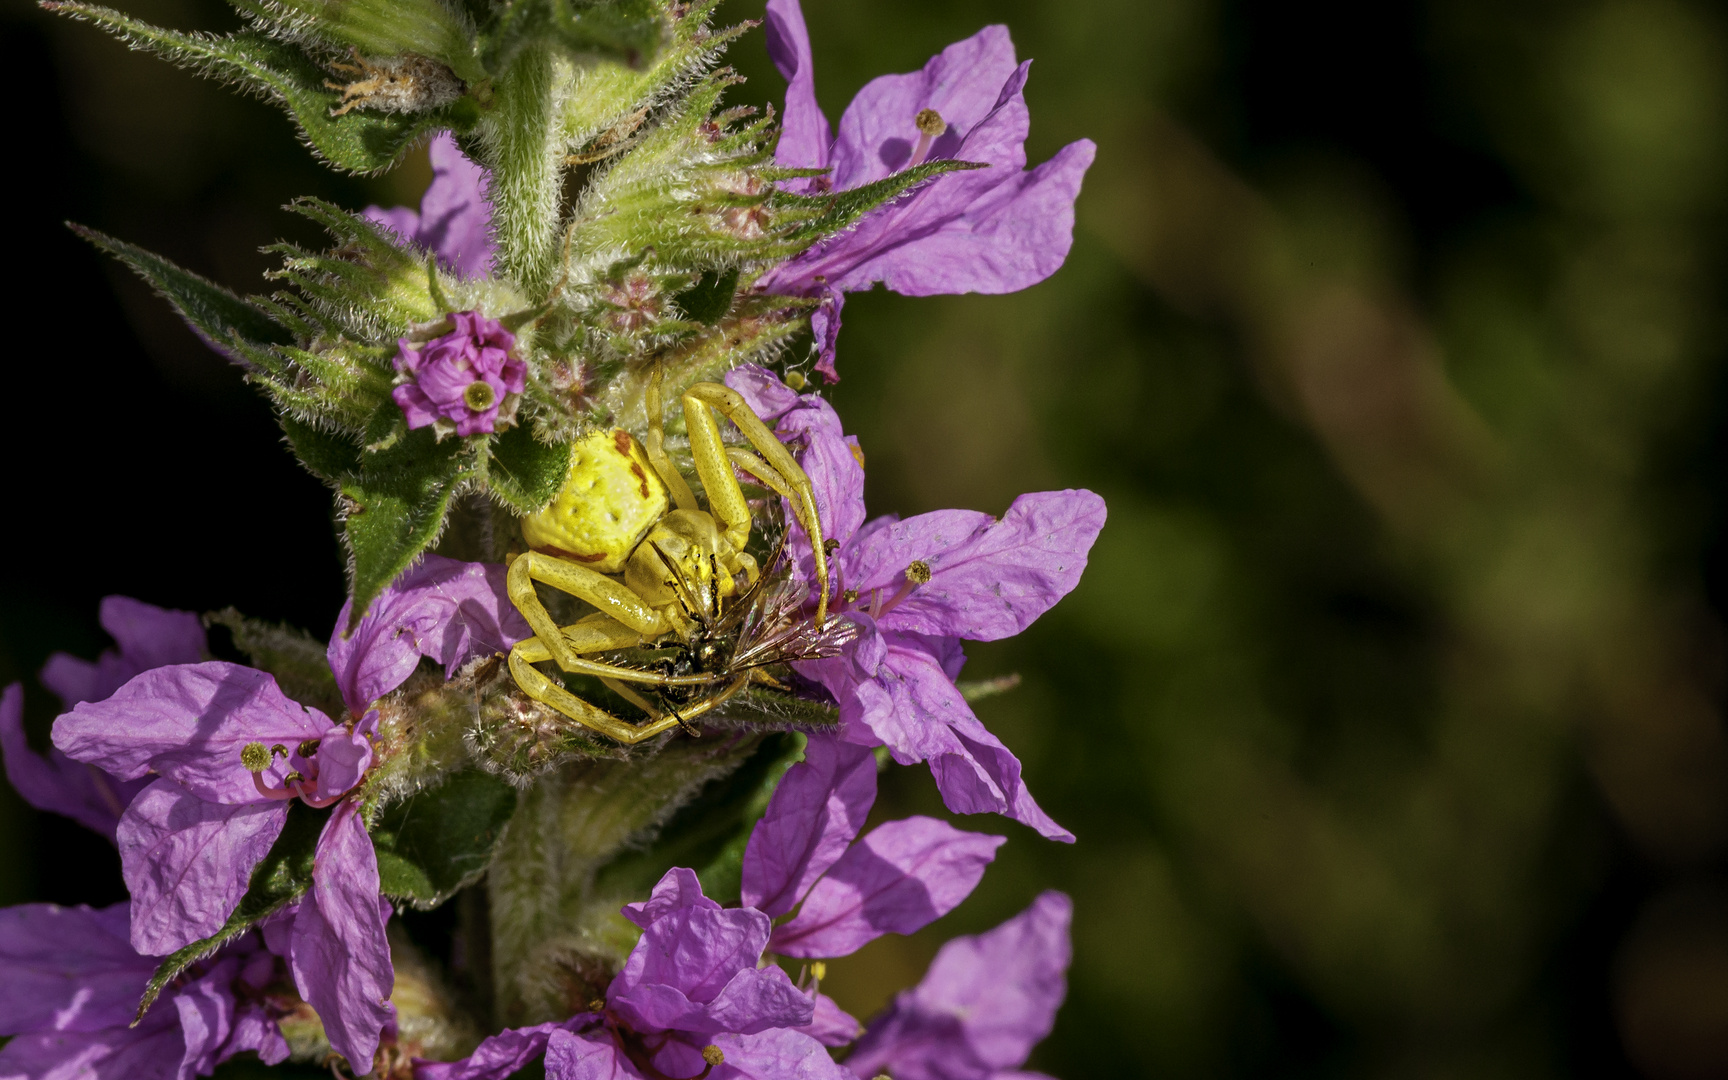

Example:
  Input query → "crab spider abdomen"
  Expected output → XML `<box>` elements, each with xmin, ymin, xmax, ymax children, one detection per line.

<box><xmin>521</xmin><ymin>429</ymin><xmax>668</xmax><ymax>573</ymax></box>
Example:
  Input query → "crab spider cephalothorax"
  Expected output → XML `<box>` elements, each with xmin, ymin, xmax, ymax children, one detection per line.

<box><xmin>505</xmin><ymin>372</ymin><xmax>832</xmax><ymax>743</ymax></box>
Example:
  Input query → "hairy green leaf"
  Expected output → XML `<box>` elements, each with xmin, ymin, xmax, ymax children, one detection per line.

<box><xmin>487</xmin><ymin>424</ymin><xmax>571</xmax><ymax>513</ymax></box>
<box><xmin>342</xmin><ymin>427</ymin><xmax>476</xmax><ymax>627</ymax></box>
<box><xmin>46</xmin><ymin>4</ymin><xmax>466</xmax><ymax>173</ymax></box>
<box><xmin>672</xmin><ymin>267</ymin><xmax>739</xmax><ymax>324</ymax></box>
<box><xmin>773</xmin><ymin>158</ymin><xmax>986</xmax><ymax>245</ymax></box>
<box><xmin>71</xmin><ymin>225</ymin><xmax>291</xmax><ymax>357</ymax></box>
<box><xmin>136</xmin><ymin>802</ymin><xmax>333</xmax><ymax>1020</ymax></box>
<box><xmin>281</xmin><ymin>415</ymin><xmax>365</xmax><ymax>483</ymax></box>
<box><xmin>484</xmin><ymin>0</ymin><xmax>664</xmax><ymax>73</ymax></box>
<box><xmin>372</xmin><ymin>769</ymin><xmax>519</xmax><ymax>908</ymax></box>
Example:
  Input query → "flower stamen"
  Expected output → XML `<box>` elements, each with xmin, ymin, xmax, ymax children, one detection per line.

<box><xmin>909</xmin><ymin>108</ymin><xmax>947</xmax><ymax>167</ymax></box>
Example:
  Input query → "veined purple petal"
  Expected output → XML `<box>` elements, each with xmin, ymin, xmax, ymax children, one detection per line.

<box><xmin>174</xmin><ymin>955</ymin><xmax>238</xmax><ymax>1078</ymax></box>
<box><xmin>934</xmin><ymin>713</ymin><xmax>1071</xmax><ymax>843</ymax></box>
<box><xmin>0</xmin><ymin>902</ymin><xmax>151</xmax><ymax>1035</ymax></box>
<box><xmin>619</xmin><ymin>866</ymin><xmax>719</xmax><ymax>930</ymax></box>
<box><xmin>0</xmin><ymin>1010</ymin><xmax>183</xmax><ymax>1080</ymax></box>
<box><xmin>846</xmin><ymin>491</ymin><xmax>1106</xmax><ymax>643</ymax></box>
<box><xmin>54</xmin><ymin>663</ymin><xmax>333</xmax><ymax>805</ymax></box>
<box><xmin>364</xmin><ymin>133</ymin><xmax>495</xmax><ymax>279</ymax></box>
<box><xmin>0</xmin><ymin>683</ymin><xmax>146</xmax><ymax>843</ymax></box>
<box><xmin>770</xmin><ymin>817</ymin><xmax>1003</xmax><ymax>958</ymax></box>
<box><xmin>800</xmin><ymin>991</ymin><xmax>861</xmax><ymax>1048</ymax></box>
<box><xmin>302</xmin><ymin>724</ymin><xmax>374</xmax><ymax>803</ymax></box>
<box><xmin>416</xmin><ymin>1018</ymin><xmax>590</xmax><ymax>1080</ymax></box>
<box><xmin>763</xmin><ymin>0</ymin><xmax>831</xmax><ymax>175</ymax></box>
<box><xmin>706</xmin><ymin>1028</ymin><xmax>856</xmax><ymax>1080</ymax></box>
<box><xmin>543</xmin><ymin>1028</ymin><xmax>637</xmax><ymax>1080</ymax></box>
<box><xmin>740</xmin><ymin>735</ymin><xmax>877</xmax><ymax>918</ymax></box>
<box><xmin>846</xmin><ymin>893</ymin><xmax>1071</xmax><ymax>1080</ymax></box>
<box><xmin>39</xmin><ymin>598</ymin><xmax>206</xmax><ymax>712</ymax></box>
<box><xmin>119</xmin><ymin>779</ymin><xmax>290</xmax><ymax>955</ymax></box>
<box><xmin>608</xmin><ymin>903</ymin><xmax>810</xmax><ymax>1035</ymax></box>
<box><xmin>330</xmin><ymin>555</ymin><xmax>529</xmax><ymax>713</ymax></box>
<box><xmin>290</xmin><ymin>799</ymin><xmax>393</xmax><ymax>1072</ymax></box>
<box><xmin>724</xmin><ymin>364</ymin><xmax>804</xmax><ymax>425</ymax></box>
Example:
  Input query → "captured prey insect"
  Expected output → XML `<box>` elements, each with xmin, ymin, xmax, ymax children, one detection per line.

<box><xmin>505</xmin><ymin>369</ymin><xmax>849</xmax><ymax>743</ymax></box>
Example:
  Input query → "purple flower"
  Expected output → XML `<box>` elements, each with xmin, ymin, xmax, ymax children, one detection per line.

<box><xmin>1</xmin><ymin>597</ymin><xmax>205</xmax><ymax>842</ymax></box>
<box><xmin>727</xmin><ymin>367</ymin><xmax>1104</xmax><ymax>842</ymax></box>
<box><xmin>51</xmin><ymin>556</ymin><xmax>527</xmax><ymax>1072</ymax></box>
<box><xmin>740</xmin><ymin>734</ymin><xmax>1005</xmax><ymax>1047</ymax></box>
<box><xmin>364</xmin><ymin>132</ymin><xmax>497</xmax><ymax>279</ymax></box>
<box><xmin>393</xmin><ymin>311</ymin><xmax>527</xmax><ymax>437</ymax></box>
<box><xmin>755</xmin><ymin>0</ymin><xmax>1095</xmax><ymax>380</ymax></box>
<box><xmin>0</xmin><ymin>901</ymin><xmax>292</xmax><ymax>1080</ymax></box>
<box><xmin>420</xmin><ymin>868</ymin><xmax>853</xmax><ymax>1080</ymax></box>
<box><xmin>844</xmin><ymin>892</ymin><xmax>1071</xmax><ymax>1080</ymax></box>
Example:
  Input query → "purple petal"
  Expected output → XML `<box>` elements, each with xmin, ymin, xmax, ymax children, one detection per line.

<box><xmin>174</xmin><ymin>955</ymin><xmax>238</xmax><ymax>1077</ymax></box>
<box><xmin>223</xmin><ymin>997</ymin><xmax>290</xmax><ymax>1067</ymax></box>
<box><xmin>799</xmin><ymin>991</ymin><xmax>861</xmax><ymax>1048</ymax></box>
<box><xmin>98</xmin><ymin>597</ymin><xmax>207</xmax><ymax>675</ymax></box>
<box><xmin>932</xmin><ymin>712</ymin><xmax>1071</xmax><ymax>843</ymax></box>
<box><xmin>620</xmin><ymin>867</ymin><xmax>720</xmax><ymax>930</ymax></box>
<box><xmin>724</xmin><ymin>364</ymin><xmax>804</xmax><ymax>425</ymax></box>
<box><xmin>764</xmin><ymin>0</ymin><xmax>832</xmax><ymax>174</ymax></box>
<box><xmin>416</xmin><ymin>1018</ymin><xmax>589</xmax><ymax>1080</ymax></box>
<box><xmin>0</xmin><ymin>902</ymin><xmax>152</xmax><ymax>1034</ymax></box>
<box><xmin>1</xmin><ymin>683</ymin><xmax>147</xmax><ymax>842</ymax></box>
<box><xmin>707</xmin><ymin>1028</ymin><xmax>856</xmax><ymax>1080</ymax></box>
<box><xmin>828</xmin><ymin>26</ymin><xmax>1022</xmax><ymax>191</ymax></box>
<box><xmin>740</xmin><ymin>734</ymin><xmax>877</xmax><ymax>917</ymax></box>
<box><xmin>303</xmin><ymin>724</ymin><xmax>375</xmax><ymax>803</ymax></box>
<box><xmin>290</xmin><ymin>800</ymin><xmax>393</xmax><ymax>1072</ymax></box>
<box><xmin>608</xmin><ymin>902</ymin><xmax>811</xmax><ymax>1035</ymax></box>
<box><xmin>543</xmin><ymin>1028</ymin><xmax>638</xmax><ymax>1080</ymax></box>
<box><xmin>53</xmin><ymin>663</ymin><xmax>333</xmax><ymax>805</ymax></box>
<box><xmin>365</xmin><ymin>133</ymin><xmax>495</xmax><ymax>279</ymax></box>
<box><xmin>119</xmin><ymin>779</ymin><xmax>290</xmax><ymax>955</ymax></box>
<box><xmin>330</xmin><ymin>555</ymin><xmax>529</xmax><ymax>714</ymax></box>
<box><xmin>847</xmin><ymin>893</ymin><xmax>1071</xmax><ymax>1080</ymax></box>
<box><xmin>847</xmin><ymin>491</ymin><xmax>1106</xmax><ymax>643</ymax></box>
<box><xmin>0</xmin><ymin>1012</ymin><xmax>183</xmax><ymax>1080</ymax></box>
<box><xmin>769</xmin><ymin>817</ymin><xmax>1003</xmax><ymax>958</ymax></box>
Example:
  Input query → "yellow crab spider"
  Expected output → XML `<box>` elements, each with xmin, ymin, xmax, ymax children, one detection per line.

<box><xmin>505</xmin><ymin>372</ymin><xmax>831</xmax><ymax>744</ymax></box>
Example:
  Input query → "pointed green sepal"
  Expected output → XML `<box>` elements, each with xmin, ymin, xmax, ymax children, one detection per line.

<box><xmin>70</xmin><ymin>224</ymin><xmax>291</xmax><ymax>357</ymax></box>
<box><xmin>371</xmin><ymin>769</ymin><xmax>519</xmax><ymax>909</ymax></box>
<box><xmin>133</xmin><ymin>801</ymin><xmax>333</xmax><ymax>1023</ymax></box>
<box><xmin>46</xmin><ymin>4</ymin><xmax>469</xmax><ymax>173</ymax></box>
<box><xmin>341</xmin><ymin>426</ymin><xmax>477</xmax><ymax>628</ymax></box>
<box><xmin>486</xmin><ymin>424</ymin><xmax>572</xmax><ymax>513</ymax></box>
<box><xmin>771</xmin><ymin>157</ymin><xmax>987</xmax><ymax>245</ymax></box>
<box><xmin>281</xmin><ymin>414</ymin><xmax>366</xmax><ymax>483</ymax></box>
<box><xmin>483</xmin><ymin>0</ymin><xmax>665</xmax><ymax>74</ymax></box>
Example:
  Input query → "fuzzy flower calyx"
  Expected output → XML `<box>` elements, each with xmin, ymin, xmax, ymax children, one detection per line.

<box><xmin>393</xmin><ymin>311</ymin><xmax>526</xmax><ymax>438</ymax></box>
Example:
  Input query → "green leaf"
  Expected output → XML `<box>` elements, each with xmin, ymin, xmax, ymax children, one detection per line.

<box><xmin>136</xmin><ymin>802</ymin><xmax>333</xmax><ymax>1020</ymax></box>
<box><xmin>773</xmin><ymin>158</ymin><xmax>986</xmax><ymax>245</ymax></box>
<box><xmin>371</xmin><ymin>769</ymin><xmax>519</xmax><ymax>908</ymax></box>
<box><xmin>591</xmin><ymin>732</ymin><xmax>802</xmax><ymax>906</ymax></box>
<box><xmin>672</xmin><ymin>267</ymin><xmax>739</xmax><ymax>324</ymax></box>
<box><xmin>46</xmin><ymin>4</ymin><xmax>466</xmax><ymax>173</ymax></box>
<box><xmin>484</xmin><ymin>0</ymin><xmax>665</xmax><ymax>72</ymax></box>
<box><xmin>281</xmin><ymin>415</ymin><xmax>364</xmax><ymax>483</ymax></box>
<box><xmin>71</xmin><ymin>225</ymin><xmax>291</xmax><ymax>355</ymax></box>
<box><xmin>342</xmin><ymin>426</ymin><xmax>477</xmax><ymax>627</ymax></box>
<box><xmin>487</xmin><ymin>424</ymin><xmax>571</xmax><ymax>513</ymax></box>
<box><xmin>206</xmin><ymin>608</ymin><xmax>344</xmax><ymax>716</ymax></box>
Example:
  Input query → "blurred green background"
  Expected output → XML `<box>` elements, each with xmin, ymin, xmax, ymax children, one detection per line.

<box><xmin>4</xmin><ymin>0</ymin><xmax>1728</xmax><ymax>1075</ymax></box>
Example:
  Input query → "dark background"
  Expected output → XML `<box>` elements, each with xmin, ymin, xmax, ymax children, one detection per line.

<box><xmin>3</xmin><ymin>0</ymin><xmax>1727</xmax><ymax>1075</ymax></box>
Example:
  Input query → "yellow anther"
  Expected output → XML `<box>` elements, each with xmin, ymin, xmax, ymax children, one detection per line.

<box><xmin>824</xmin><ymin>538</ymin><xmax>841</xmax><ymax>555</ymax></box>
<box><xmin>905</xmin><ymin>560</ymin><xmax>932</xmax><ymax>584</ymax></box>
<box><xmin>463</xmin><ymin>381</ymin><xmax>496</xmax><ymax>411</ymax></box>
<box><xmin>240</xmin><ymin>742</ymin><xmax>271</xmax><ymax>773</ymax></box>
<box><xmin>702</xmin><ymin>1046</ymin><xmax>725</xmax><ymax>1067</ymax></box>
<box><xmin>270</xmin><ymin>744</ymin><xmax>289</xmax><ymax>758</ymax></box>
<box><xmin>587</xmin><ymin>999</ymin><xmax>606</xmax><ymax>1013</ymax></box>
<box><xmin>810</xmin><ymin>961</ymin><xmax>827</xmax><ymax>981</ymax></box>
<box><xmin>298</xmin><ymin>738</ymin><xmax>322</xmax><ymax>758</ymax></box>
<box><xmin>842</xmin><ymin>588</ymin><xmax>860</xmax><ymax>603</ymax></box>
<box><xmin>915</xmin><ymin>108</ymin><xmax>946</xmax><ymax>136</ymax></box>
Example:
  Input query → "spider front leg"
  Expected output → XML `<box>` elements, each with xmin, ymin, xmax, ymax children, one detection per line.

<box><xmin>681</xmin><ymin>382</ymin><xmax>832</xmax><ymax>622</ymax></box>
<box><xmin>507</xmin><ymin>551</ymin><xmax>669</xmax><ymax>671</ymax></box>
